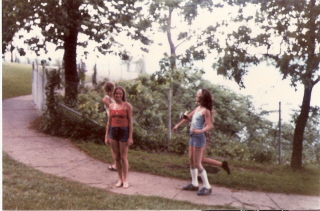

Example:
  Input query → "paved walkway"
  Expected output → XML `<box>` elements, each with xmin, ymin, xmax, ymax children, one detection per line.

<box><xmin>3</xmin><ymin>95</ymin><xmax>320</xmax><ymax>210</ymax></box>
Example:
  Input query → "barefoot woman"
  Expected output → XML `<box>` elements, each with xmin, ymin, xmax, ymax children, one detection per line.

<box><xmin>106</xmin><ymin>86</ymin><xmax>133</xmax><ymax>189</ymax></box>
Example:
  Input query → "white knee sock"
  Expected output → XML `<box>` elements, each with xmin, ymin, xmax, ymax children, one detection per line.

<box><xmin>190</xmin><ymin>167</ymin><xmax>199</xmax><ymax>187</ymax></box>
<box><xmin>199</xmin><ymin>168</ymin><xmax>211</xmax><ymax>189</ymax></box>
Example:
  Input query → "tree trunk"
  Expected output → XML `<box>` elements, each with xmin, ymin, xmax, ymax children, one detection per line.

<box><xmin>166</xmin><ymin>7</ymin><xmax>175</xmax><ymax>149</ymax></box>
<box><xmin>10</xmin><ymin>43</ymin><xmax>15</xmax><ymax>63</ymax></box>
<box><xmin>63</xmin><ymin>0</ymin><xmax>80</xmax><ymax>107</ymax></box>
<box><xmin>291</xmin><ymin>0</ymin><xmax>318</xmax><ymax>170</ymax></box>
<box><xmin>290</xmin><ymin>85</ymin><xmax>313</xmax><ymax>169</ymax></box>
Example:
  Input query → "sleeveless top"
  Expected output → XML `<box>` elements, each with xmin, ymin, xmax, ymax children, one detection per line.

<box><xmin>104</xmin><ymin>95</ymin><xmax>114</xmax><ymax>113</ymax></box>
<box><xmin>190</xmin><ymin>110</ymin><xmax>205</xmax><ymax>132</ymax></box>
<box><xmin>110</xmin><ymin>107</ymin><xmax>129</xmax><ymax>127</ymax></box>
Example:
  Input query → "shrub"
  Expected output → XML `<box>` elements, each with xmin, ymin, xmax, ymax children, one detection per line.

<box><xmin>41</xmin><ymin>69</ymin><xmax>62</xmax><ymax>135</ymax></box>
<box><xmin>208</xmin><ymin>132</ymin><xmax>249</xmax><ymax>161</ymax></box>
<box><xmin>170</xmin><ymin>133</ymin><xmax>189</xmax><ymax>155</ymax></box>
<box><xmin>132</xmin><ymin>123</ymin><xmax>168</xmax><ymax>152</ymax></box>
<box><xmin>251</xmin><ymin>150</ymin><xmax>275</xmax><ymax>163</ymax></box>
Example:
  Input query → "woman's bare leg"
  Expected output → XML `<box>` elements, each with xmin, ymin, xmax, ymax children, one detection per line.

<box><xmin>202</xmin><ymin>141</ymin><xmax>222</xmax><ymax>166</ymax></box>
<box><xmin>119</xmin><ymin>141</ymin><xmax>129</xmax><ymax>188</ymax></box>
<box><xmin>111</xmin><ymin>139</ymin><xmax>123</xmax><ymax>187</ymax></box>
<box><xmin>202</xmin><ymin>141</ymin><xmax>230</xmax><ymax>174</ymax></box>
<box><xmin>194</xmin><ymin>146</ymin><xmax>205</xmax><ymax>170</ymax></box>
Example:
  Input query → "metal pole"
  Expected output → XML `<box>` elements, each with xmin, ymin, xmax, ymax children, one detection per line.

<box><xmin>278</xmin><ymin>101</ymin><xmax>282</xmax><ymax>164</ymax></box>
<box><xmin>168</xmin><ymin>88</ymin><xmax>171</xmax><ymax>151</ymax></box>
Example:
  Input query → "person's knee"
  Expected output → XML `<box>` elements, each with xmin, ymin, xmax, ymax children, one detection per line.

<box><xmin>115</xmin><ymin>155</ymin><xmax>121</xmax><ymax>162</ymax></box>
<box><xmin>120</xmin><ymin>155</ymin><xmax>128</xmax><ymax>163</ymax></box>
<box><xmin>194</xmin><ymin>161</ymin><xmax>203</xmax><ymax>170</ymax></box>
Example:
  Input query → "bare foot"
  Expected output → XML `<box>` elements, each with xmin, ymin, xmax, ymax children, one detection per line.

<box><xmin>123</xmin><ymin>181</ymin><xmax>129</xmax><ymax>189</ymax></box>
<box><xmin>115</xmin><ymin>181</ymin><xmax>123</xmax><ymax>188</ymax></box>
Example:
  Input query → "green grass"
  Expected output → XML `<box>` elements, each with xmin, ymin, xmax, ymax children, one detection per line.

<box><xmin>3</xmin><ymin>152</ymin><xmax>230</xmax><ymax>210</ymax></box>
<box><xmin>2</xmin><ymin>62</ymin><xmax>32</xmax><ymax>100</ymax></box>
<box><xmin>74</xmin><ymin>140</ymin><xmax>320</xmax><ymax>196</ymax></box>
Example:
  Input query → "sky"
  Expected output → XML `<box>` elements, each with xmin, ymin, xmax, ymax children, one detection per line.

<box><xmin>4</xmin><ymin>2</ymin><xmax>319</xmax><ymax>124</ymax></box>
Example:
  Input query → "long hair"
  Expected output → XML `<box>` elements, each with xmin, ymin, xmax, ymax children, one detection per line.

<box><xmin>199</xmin><ymin>89</ymin><xmax>213</xmax><ymax>114</ymax></box>
<box><xmin>114</xmin><ymin>86</ymin><xmax>127</xmax><ymax>102</ymax></box>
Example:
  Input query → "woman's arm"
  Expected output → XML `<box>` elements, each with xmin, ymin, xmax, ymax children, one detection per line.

<box><xmin>102</xmin><ymin>96</ymin><xmax>112</xmax><ymax>108</ymax></box>
<box><xmin>202</xmin><ymin>110</ymin><xmax>213</xmax><ymax>132</ymax></box>
<box><xmin>105</xmin><ymin>103</ymin><xmax>113</xmax><ymax>145</ymax></box>
<box><xmin>126</xmin><ymin>102</ymin><xmax>134</xmax><ymax>146</ymax></box>
<box><xmin>172</xmin><ymin>108</ymin><xmax>196</xmax><ymax>132</ymax></box>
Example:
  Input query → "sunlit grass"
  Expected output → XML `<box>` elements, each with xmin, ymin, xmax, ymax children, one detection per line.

<box><xmin>2</xmin><ymin>62</ymin><xmax>32</xmax><ymax>100</ymax></box>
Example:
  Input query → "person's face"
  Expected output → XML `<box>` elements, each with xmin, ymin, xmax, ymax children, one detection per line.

<box><xmin>114</xmin><ymin>89</ymin><xmax>124</xmax><ymax>102</ymax></box>
<box><xmin>196</xmin><ymin>90</ymin><xmax>202</xmax><ymax>103</ymax></box>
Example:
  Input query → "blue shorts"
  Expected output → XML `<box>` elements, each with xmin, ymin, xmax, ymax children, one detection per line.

<box><xmin>189</xmin><ymin>133</ymin><xmax>206</xmax><ymax>148</ymax></box>
<box><xmin>109</xmin><ymin>126</ymin><xmax>129</xmax><ymax>142</ymax></box>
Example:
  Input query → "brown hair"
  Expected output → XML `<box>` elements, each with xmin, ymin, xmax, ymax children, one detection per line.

<box><xmin>199</xmin><ymin>89</ymin><xmax>213</xmax><ymax>114</ymax></box>
<box><xmin>103</xmin><ymin>81</ymin><xmax>115</xmax><ymax>94</ymax></box>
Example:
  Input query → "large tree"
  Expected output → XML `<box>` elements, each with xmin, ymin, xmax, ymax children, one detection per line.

<box><xmin>3</xmin><ymin>0</ymin><xmax>151</xmax><ymax>106</ymax></box>
<box><xmin>206</xmin><ymin>0</ymin><xmax>319</xmax><ymax>169</ymax></box>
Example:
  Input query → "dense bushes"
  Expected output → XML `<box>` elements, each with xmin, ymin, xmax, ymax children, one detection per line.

<box><xmin>40</xmin><ymin>70</ymin><xmax>293</xmax><ymax>162</ymax></box>
<box><xmin>41</xmin><ymin>70</ymin><xmax>105</xmax><ymax>143</ymax></box>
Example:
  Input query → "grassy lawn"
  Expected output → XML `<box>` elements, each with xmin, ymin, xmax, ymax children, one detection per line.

<box><xmin>3</xmin><ymin>152</ymin><xmax>227</xmax><ymax>210</ymax></box>
<box><xmin>2</xmin><ymin>62</ymin><xmax>32</xmax><ymax>100</ymax></box>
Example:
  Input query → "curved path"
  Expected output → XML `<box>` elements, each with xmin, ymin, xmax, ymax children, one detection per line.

<box><xmin>3</xmin><ymin>95</ymin><xmax>320</xmax><ymax>210</ymax></box>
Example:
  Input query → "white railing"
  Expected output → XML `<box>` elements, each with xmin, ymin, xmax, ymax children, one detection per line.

<box><xmin>32</xmin><ymin>63</ymin><xmax>46</xmax><ymax>111</ymax></box>
<box><xmin>32</xmin><ymin>63</ymin><xmax>60</xmax><ymax>111</ymax></box>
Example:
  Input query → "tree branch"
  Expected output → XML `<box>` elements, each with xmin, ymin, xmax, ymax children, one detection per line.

<box><xmin>175</xmin><ymin>35</ymin><xmax>194</xmax><ymax>50</ymax></box>
<box><xmin>312</xmin><ymin>75</ymin><xmax>320</xmax><ymax>86</ymax></box>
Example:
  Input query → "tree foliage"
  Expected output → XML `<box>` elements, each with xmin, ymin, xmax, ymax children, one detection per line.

<box><xmin>203</xmin><ymin>0</ymin><xmax>320</xmax><ymax>169</ymax></box>
<box><xmin>3</xmin><ymin>0</ymin><xmax>152</xmax><ymax>106</ymax></box>
<box><xmin>2</xmin><ymin>0</ymin><xmax>33</xmax><ymax>59</ymax></box>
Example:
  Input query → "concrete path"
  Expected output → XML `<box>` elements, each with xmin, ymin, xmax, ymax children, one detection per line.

<box><xmin>2</xmin><ymin>95</ymin><xmax>320</xmax><ymax>210</ymax></box>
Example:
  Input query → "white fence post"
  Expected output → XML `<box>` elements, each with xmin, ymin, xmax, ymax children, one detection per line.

<box><xmin>32</xmin><ymin>63</ymin><xmax>59</xmax><ymax>112</ymax></box>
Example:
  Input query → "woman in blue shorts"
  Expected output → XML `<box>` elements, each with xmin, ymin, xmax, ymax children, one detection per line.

<box><xmin>172</xmin><ymin>89</ymin><xmax>213</xmax><ymax>196</ymax></box>
<box><xmin>105</xmin><ymin>86</ymin><xmax>133</xmax><ymax>189</ymax></box>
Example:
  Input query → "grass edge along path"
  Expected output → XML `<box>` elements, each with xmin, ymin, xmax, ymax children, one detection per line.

<box><xmin>73</xmin><ymin>141</ymin><xmax>320</xmax><ymax>196</ymax></box>
<box><xmin>2</xmin><ymin>152</ymin><xmax>232</xmax><ymax>210</ymax></box>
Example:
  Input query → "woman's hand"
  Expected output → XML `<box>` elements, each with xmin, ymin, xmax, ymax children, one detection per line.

<box><xmin>128</xmin><ymin>137</ymin><xmax>133</xmax><ymax>146</ymax></box>
<box><xmin>172</xmin><ymin>125</ymin><xmax>178</xmax><ymax>132</ymax></box>
<box><xmin>105</xmin><ymin>136</ymin><xmax>110</xmax><ymax>145</ymax></box>
<box><xmin>192</xmin><ymin>129</ymin><xmax>203</xmax><ymax>135</ymax></box>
